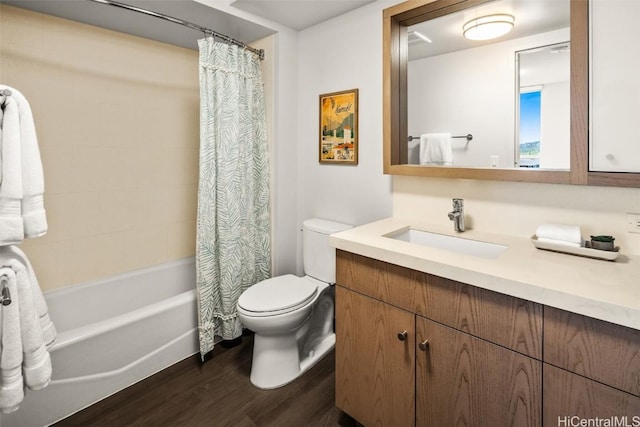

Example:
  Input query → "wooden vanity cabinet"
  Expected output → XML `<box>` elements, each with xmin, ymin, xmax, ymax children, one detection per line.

<box><xmin>335</xmin><ymin>250</ymin><xmax>543</xmax><ymax>426</ymax></box>
<box><xmin>543</xmin><ymin>307</ymin><xmax>640</xmax><ymax>421</ymax></box>
<box><xmin>335</xmin><ymin>250</ymin><xmax>640</xmax><ymax>426</ymax></box>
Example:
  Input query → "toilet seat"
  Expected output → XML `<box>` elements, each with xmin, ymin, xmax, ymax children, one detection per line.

<box><xmin>238</xmin><ymin>275</ymin><xmax>318</xmax><ymax>317</ymax></box>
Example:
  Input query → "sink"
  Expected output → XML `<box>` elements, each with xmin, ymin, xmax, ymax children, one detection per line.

<box><xmin>385</xmin><ymin>228</ymin><xmax>508</xmax><ymax>259</ymax></box>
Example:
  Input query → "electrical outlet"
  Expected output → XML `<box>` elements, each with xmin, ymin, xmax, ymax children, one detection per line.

<box><xmin>627</xmin><ymin>213</ymin><xmax>640</xmax><ymax>234</ymax></box>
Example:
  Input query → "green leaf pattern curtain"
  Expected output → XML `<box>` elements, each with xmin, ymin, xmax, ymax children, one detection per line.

<box><xmin>196</xmin><ymin>38</ymin><xmax>271</xmax><ymax>356</ymax></box>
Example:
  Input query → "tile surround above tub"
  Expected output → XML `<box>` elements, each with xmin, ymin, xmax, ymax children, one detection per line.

<box><xmin>1</xmin><ymin>4</ymin><xmax>200</xmax><ymax>291</ymax></box>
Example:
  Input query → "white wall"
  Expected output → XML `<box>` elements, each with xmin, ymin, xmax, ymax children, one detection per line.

<box><xmin>407</xmin><ymin>28</ymin><xmax>569</xmax><ymax>168</ymax></box>
<box><xmin>539</xmin><ymin>81</ymin><xmax>570</xmax><ymax>169</ymax></box>
<box><xmin>270</xmin><ymin>31</ymin><xmax>301</xmax><ymax>275</ymax></box>
<box><xmin>296</xmin><ymin>0</ymin><xmax>396</xmax><ymax>272</ymax></box>
<box><xmin>393</xmin><ymin>177</ymin><xmax>640</xmax><ymax>255</ymax></box>
<box><xmin>408</xmin><ymin>40</ymin><xmax>514</xmax><ymax>167</ymax></box>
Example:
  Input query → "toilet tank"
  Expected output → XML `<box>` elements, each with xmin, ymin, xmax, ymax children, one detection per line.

<box><xmin>302</xmin><ymin>218</ymin><xmax>352</xmax><ymax>284</ymax></box>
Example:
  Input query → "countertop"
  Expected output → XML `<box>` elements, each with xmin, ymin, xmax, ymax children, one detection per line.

<box><xmin>330</xmin><ymin>217</ymin><xmax>640</xmax><ymax>331</ymax></box>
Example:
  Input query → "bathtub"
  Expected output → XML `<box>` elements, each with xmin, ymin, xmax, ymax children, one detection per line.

<box><xmin>2</xmin><ymin>257</ymin><xmax>199</xmax><ymax>427</ymax></box>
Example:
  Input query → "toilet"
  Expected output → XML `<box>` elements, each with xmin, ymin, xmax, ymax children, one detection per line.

<box><xmin>237</xmin><ymin>218</ymin><xmax>352</xmax><ymax>389</ymax></box>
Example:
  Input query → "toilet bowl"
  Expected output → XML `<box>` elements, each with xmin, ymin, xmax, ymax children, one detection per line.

<box><xmin>237</xmin><ymin>218</ymin><xmax>351</xmax><ymax>389</ymax></box>
<box><xmin>237</xmin><ymin>275</ymin><xmax>333</xmax><ymax>389</ymax></box>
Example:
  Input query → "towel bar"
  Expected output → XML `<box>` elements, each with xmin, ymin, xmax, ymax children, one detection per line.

<box><xmin>408</xmin><ymin>134</ymin><xmax>473</xmax><ymax>142</ymax></box>
<box><xmin>0</xmin><ymin>275</ymin><xmax>11</xmax><ymax>306</ymax></box>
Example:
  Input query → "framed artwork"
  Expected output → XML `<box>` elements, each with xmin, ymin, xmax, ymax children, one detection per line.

<box><xmin>319</xmin><ymin>89</ymin><xmax>358</xmax><ymax>165</ymax></box>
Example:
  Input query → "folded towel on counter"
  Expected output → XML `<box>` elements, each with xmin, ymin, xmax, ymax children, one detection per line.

<box><xmin>419</xmin><ymin>133</ymin><xmax>452</xmax><ymax>165</ymax></box>
<box><xmin>535</xmin><ymin>223</ymin><xmax>583</xmax><ymax>247</ymax></box>
<box><xmin>6</xmin><ymin>87</ymin><xmax>47</xmax><ymax>238</ymax></box>
<box><xmin>0</xmin><ymin>267</ymin><xmax>24</xmax><ymax>414</ymax></box>
<box><xmin>0</xmin><ymin>96</ymin><xmax>24</xmax><ymax>245</ymax></box>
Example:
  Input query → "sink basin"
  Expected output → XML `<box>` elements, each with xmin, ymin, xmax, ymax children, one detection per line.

<box><xmin>385</xmin><ymin>228</ymin><xmax>508</xmax><ymax>259</ymax></box>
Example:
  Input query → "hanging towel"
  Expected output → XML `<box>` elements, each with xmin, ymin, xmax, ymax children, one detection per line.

<box><xmin>1</xmin><ymin>100</ymin><xmax>4</xmax><ymax>186</ymax></box>
<box><xmin>3</xmin><ymin>246</ymin><xmax>56</xmax><ymax>348</ymax></box>
<box><xmin>419</xmin><ymin>133</ymin><xmax>452</xmax><ymax>165</ymax></box>
<box><xmin>0</xmin><ymin>96</ymin><xmax>25</xmax><ymax>245</ymax></box>
<box><xmin>0</xmin><ymin>248</ymin><xmax>55</xmax><ymax>413</ymax></box>
<box><xmin>13</xmin><ymin>260</ymin><xmax>51</xmax><ymax>390</ymax></box>
<box><xmin>5</xmin><ymin>86</ymin><xmax>47</xmax><ymax>238</ymax></box>
<box><xmin>535</xmin><ymin>223</ymin><xmax>583</xmax><ymax>247</ymax></box>
<box><xmin>0</xmin><ymin>267</ymin><xmax>24</xmax><ymax>414</ymax></box>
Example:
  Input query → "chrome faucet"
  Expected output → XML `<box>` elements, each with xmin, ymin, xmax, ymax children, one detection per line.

<box><xmin>448</xmin><ymin>198</ymin><xmax>465</xmax><ymax>232</ymax></box>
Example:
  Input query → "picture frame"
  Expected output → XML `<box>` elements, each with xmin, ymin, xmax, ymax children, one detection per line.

<box><xmin>319</xmin><ymin>89</ymin><xmax>358</xmax><ymax>165</ymax></box>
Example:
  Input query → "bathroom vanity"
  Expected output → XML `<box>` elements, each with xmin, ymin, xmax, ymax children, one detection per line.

<box><xmin>331</xmin><ymin>218</ymin><xmax>640</xmax><ymax>426</ymax></box>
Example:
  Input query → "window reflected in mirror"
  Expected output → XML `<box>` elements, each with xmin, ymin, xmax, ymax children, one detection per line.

<box><xmin>518</xmin><ymin>89</ymin><xmax>541</xmax><ymax>168</ymax></box>
<box><xmin>516</xmin><ymin>42</ymin><xmax>570</xmax><ymax>170</ymax></box>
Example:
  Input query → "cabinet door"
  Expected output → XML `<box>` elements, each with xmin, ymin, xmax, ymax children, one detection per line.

<box><xmin>544</xmin><ymin>306</ymin><xmax>640</xmax><ymax>397</ymax></box>
<box><xmin>544</xmin><ymin>364</ymin><xmax>640</xmax><ymax>425</ymax></box>
<box><xmin>335</xmin><ymin>286</ymin><xmax>415</xmax><ymax>426</ymax></box>
<box><xmin>416</xmin><ymin>317</ymin><xmax>541</xmax><ymax>427</ymax></box>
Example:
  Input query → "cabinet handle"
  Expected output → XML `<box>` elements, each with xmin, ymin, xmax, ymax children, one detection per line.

<box><xmin>397</xmin><ymin>331</ymin><xmax>408</xmax><ymax>341</ymax></box>
<box><xmin>418</xmin><ymin>340</ymin><xmax>429</xmax><ymax>351</ymax></box>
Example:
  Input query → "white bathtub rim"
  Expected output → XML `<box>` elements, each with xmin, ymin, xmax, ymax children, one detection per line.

<box><xmin>45</xmin><ymin>257</ymin><xmax>195</xmax><ymax>300</ymax></box>
<box><xmin>53</xmin><ymin>290</ymin><xmax>196</xmax><ymax>351</ymax></box>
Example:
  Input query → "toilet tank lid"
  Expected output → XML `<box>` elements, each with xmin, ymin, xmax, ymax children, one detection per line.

<box><xmin>303</xmin><ymin>218</ymin><xmax>352</xmax><ymax>234</ymax></box>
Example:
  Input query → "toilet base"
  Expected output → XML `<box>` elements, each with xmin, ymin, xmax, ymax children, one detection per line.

<box><xmin>249</xmin><ymin>332</ymin><xmax>336</xmax><ymax>390</ymax></box>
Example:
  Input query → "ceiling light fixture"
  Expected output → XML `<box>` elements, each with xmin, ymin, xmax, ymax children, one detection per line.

<box><xmin>463</xmin><ymin>14</ymin><xmax>515</xmax><ymax>41</ymax></box>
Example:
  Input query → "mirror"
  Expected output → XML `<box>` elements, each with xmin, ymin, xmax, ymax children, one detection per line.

<box><xmin>383</xmin><ymin>0</ymin><xmax>588</xmax><ymax>184</ymax></box>
<box><xmin>405</xmin><ymin>0</ymin><xmax>569</xmax><ymax>170</ymax></box>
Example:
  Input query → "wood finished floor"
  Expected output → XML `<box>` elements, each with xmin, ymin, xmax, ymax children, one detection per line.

<box><xmin>53</xmin><ymin>334</ymin><xmax>357</xmax><ymax>427</ymax></box>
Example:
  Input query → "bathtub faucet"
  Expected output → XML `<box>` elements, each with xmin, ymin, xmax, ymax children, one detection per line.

<box><xmin>448</xmin><ymin>198</ymin><xmax>465</xmax><ymax>232</ymax></box>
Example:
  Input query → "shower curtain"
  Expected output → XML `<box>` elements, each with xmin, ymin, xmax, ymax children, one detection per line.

<box><xmin>196</xmin><ymin>38</ymin><xmax>271</xmax><ymax>357</ymax></box>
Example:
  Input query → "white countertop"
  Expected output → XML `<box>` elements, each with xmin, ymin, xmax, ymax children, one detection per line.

<box><xmin>330</xmin><ymin>218</ymin><xmax>640</xmax><ymax>331</ymax></box>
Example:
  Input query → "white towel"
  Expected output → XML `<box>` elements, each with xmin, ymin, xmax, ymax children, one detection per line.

<box><xmin>0</xmin><ymin>96</ymin><xmax>25</xmax><ymax>245</ymax></box>
<box><xmin>1</xmin><ymin>99</ymin><xmax>4</xmax><ymax>186</ymax></box>
<box><xmin>0</xmin><ymin>249</ymin><xmax>56</xmax><ymax>413</ymax></box>
<box><xmin>535</xmin><ymin>223</ymin><xmax>583</xmax><ymax>247</ymax></box>
<box><xmin>6</xmin><ymin>87</ymin><xmax>47</xmax><ymax>238</ymax></box>
<box><xmin>3</xmin><ymin>246</ymin><xmax>56</xmax><ymax>348</ymax></box>
<box><xmin>419</xmin><ymin>133</ymin><xmax>452</xmax><ymax>165</ymax></box>
<box><xmin>0</xmin><ymin>267</ymin><xmax>24</xmax><ymax>414</ymax></box>
<box><xmin>14</xmin><ymin>260</ymin><xmax>52</xmax><ymax>390</ymax></box>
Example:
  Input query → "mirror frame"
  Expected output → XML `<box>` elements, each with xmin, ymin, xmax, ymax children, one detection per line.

<box><xmin>383</xmin><ymin>0</ymin><xmax>589</xmax><ymax>185</ymax></box>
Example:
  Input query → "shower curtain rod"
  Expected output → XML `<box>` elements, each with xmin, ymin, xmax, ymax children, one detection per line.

<box><xmin>88</xmin><ymin>0</ymin><xmax>265</xmax><ymax>60</ymax></box>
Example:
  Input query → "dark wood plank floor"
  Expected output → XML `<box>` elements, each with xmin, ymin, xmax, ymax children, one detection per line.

<box><xmin>54</xmin><ymin>334</ymin><xmax>357</xmax><ymax>427</ymax></box>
